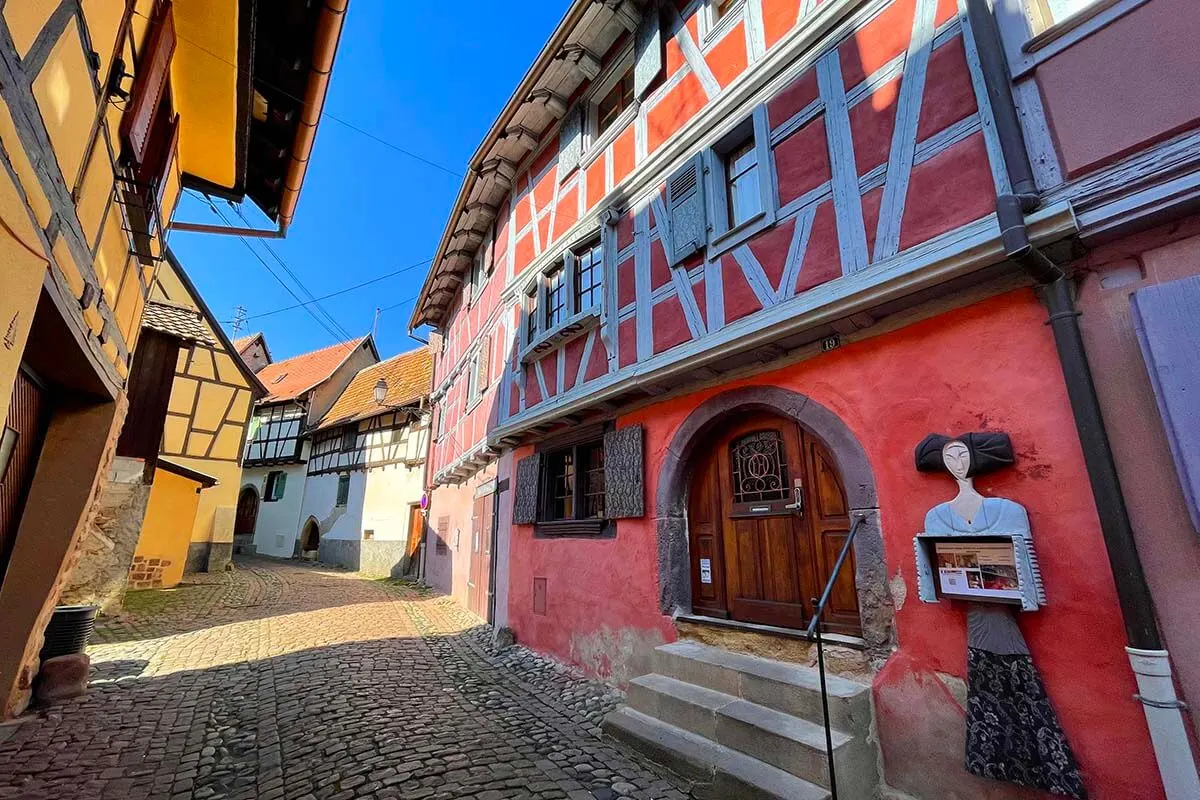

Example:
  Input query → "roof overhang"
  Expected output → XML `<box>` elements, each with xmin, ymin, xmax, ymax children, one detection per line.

<box><xmin>158</xmin><ymin>458</ymin><xmax>220</xmax><ymax>488</ymax></box>
<box><xmin>175</xmin><ymin>0</ymin><xmax>349</xmax><ymax>236</ymax></box>
<box><xmin>409</xmin><ymin>0</ymin><xmax>645</xmax><ymax>331</ymax></box>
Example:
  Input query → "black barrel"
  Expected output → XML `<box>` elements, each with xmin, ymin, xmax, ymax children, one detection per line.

<box><xmin>40</xmin><ymin>605</ymin><xmax>98</xmax><ymax>661</ymax></box>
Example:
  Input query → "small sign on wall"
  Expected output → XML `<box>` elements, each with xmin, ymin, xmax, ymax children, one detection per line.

<box><xmin>699</xmin><ymin>558</ymin><xmax>712</xmax><ymax>584</ymax></box>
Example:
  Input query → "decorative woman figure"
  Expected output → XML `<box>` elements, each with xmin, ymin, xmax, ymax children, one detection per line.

<box><xmin>915</xmin><ymin>432</ymin><xmax>1087</xmax><ymax>799</ymax></box>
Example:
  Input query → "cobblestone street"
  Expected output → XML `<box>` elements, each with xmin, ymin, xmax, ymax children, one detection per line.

<box><xmin>0</xmin><ymin>558</ymin><xmax>693</xmax><ymax>800</ymax></box>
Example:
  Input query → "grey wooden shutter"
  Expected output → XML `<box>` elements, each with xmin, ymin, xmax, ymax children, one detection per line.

<box><xmin>604</xmin><ymin>424</ymin><xmax>644</xmax><ymax>519</ymax></box>
<box><xmin>512</xmin><ymin>453</ymin><xmax>542</xmax><ymax>524</ymax></box>
<box><xmin>478</xmin><ymin>334</ymin><xmax>492</xmax><ymax>388</ymax></box>
<box><xmin>665</xmin><ymin>154</ymin><xmax>706</xmax><ymax>266</ymax></box>
<box><xmin>276</xmin><ymin>471</ymin><xmax>287</xmax><ymax>499</ymax></box>
<box><xmin>559</xmin><ymin>104</ymin><xmax>584</xmax><ymax>176</ymax></box>
<box><xmin>1132</xmin><ymin>276</ymin><xmax>1200</xmax><ymax>532</ymax></box>
<box><xmin>634</xmin><ymin>2</ymin><xmax>663</xmax><ymax>99</ymax></box>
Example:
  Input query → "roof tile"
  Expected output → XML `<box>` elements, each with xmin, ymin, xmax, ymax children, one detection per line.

<box><xmin>142</xmin><ymin>301</ymin><xmax>217</xmax><ymax>345</ymax></box>
<box><xmin>319</xmin><ymin>346</ymin><xmax>432</xmax><ymax>428</ymax></box>
<box><xmin>257</xmin><ymin>337</ymin><xmax>369</xmax><ymax>403</ymax></box>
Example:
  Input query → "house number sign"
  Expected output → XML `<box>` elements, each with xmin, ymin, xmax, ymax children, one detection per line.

<box><xmin>699</xmin><ymin>558</ymin><xmax>712</xmax><ymax>584</ymax></box>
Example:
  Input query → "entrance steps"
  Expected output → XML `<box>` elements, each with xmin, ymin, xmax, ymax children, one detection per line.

<box><xmin>604</xmin><ymin>640</ymin><xmax>878</xmax><ymax>800</ymax></box>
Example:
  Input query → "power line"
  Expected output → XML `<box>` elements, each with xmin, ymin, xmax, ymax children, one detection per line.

<box><xmin>133</xmin><ymin>9</ymin><xmax>464</xmax><ymax>178</ymax></box>
<box><xmin>238</xmin><ymin>260</ymin><xmax>431</xmax><ymax>321</ymax></box>
<box><xmin>201</xmin><ymin>198</ymin><xmax>360</xmax><ymax>351</ymax></box>
<box><xmin>225</xmin><ymin>201</ymin><xmax>359</xmax><ymax>341</ymax></box>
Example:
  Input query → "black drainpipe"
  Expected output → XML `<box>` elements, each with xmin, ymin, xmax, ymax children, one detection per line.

<box><xmin>967</xmin><ymin>0</ymin><xmax>1161</xmax><ymax>650</ymax></box>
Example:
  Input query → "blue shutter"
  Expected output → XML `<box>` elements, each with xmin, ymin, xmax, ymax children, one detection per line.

<box><xmin>665</xmin><ymin>154</ymin><xmax>706</xmax><ymax>266</ymax></box>
<box><xmin>1132</xmin><ymin>275</ymin><xmax>1200</xmax><ymax>533</ymax></box>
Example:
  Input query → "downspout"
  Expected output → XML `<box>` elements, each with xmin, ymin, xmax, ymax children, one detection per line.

<box><xmin>965</xmin><ymin>1</ymin><xmax>1200</xmax><ymax>795</ymax></box>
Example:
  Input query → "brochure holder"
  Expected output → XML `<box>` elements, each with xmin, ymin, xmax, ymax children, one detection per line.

<box><xmin>914</xmin><ymin>530</ymin><xmax>1045</xmax><ymax>611</ymax></box>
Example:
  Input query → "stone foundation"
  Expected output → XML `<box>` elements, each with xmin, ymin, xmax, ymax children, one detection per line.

<box><xmin>318</xmin><ymin>538</ymin><xmax>409</xmax><ymax>578</ymax></box>
<box><xmin>59</xmin><ymin>455</ymin><xmax>151</xmax><ymax>615</ymax></box>
<box><xmin>185</xmin><ymin>542</ymin><xmax>210</xmax><ymax>573</ymax></box>
<box><xmin>127</xmin><ymin>555</ymin><xmax>170</xmax><ymax>590</ymax></box>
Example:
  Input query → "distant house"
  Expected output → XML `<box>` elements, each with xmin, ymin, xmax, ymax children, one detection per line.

<box><xmin>233</xmin><ymin>332</ymin><xmax>272</xmax><ymax>374</ymax></box>
<box><xmin>238</xmin><ymin>337</ymin><xmax>379</xmax><ymax>558</ymax></box>
<box><xmin>297</xmin><ymin>348</ymin><xmax>433</xmax><ymax>576</ymax></box>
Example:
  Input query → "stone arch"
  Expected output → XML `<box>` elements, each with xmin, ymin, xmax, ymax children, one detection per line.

<box><xmin>300</xmin><ymin>517</ymin><xmax>321</xmax><ymax>554</ymax></box>
<box><xmin>655</xmin><ymin>386</ymin><xmax>894</xmax><ymax>656</ymax></box>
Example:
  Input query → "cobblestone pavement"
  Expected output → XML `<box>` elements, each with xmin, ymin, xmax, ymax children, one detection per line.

<box><xmin>0</xmin><ymin>558</ymin><xmax>694</xmax><ymax>800</ymax></box>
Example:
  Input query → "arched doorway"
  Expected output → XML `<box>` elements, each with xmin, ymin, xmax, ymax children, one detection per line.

<box><xmin>656</xmin><ymin>386</ymin><xmax>893</xmax><ymax>656</ymax></box>
<box><xmin>300</xmin><ymin>517</ymin><xmax>320</xmax><ymax>556</ymax></box>
<box><xmin>235</xmin><ymin>486</ymin><xmax>259</xmax><ymax>538</ymax></box>
<box><xmin>687</xmin><ymin>411</ymin><xmax>861</xmax><ymax>636</ymax></box>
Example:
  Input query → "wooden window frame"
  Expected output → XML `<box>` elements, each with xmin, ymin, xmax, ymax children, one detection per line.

<box><xmin>583</xmin><ymin>45</ymin><xmax>637</xmax><ymax>165</ymax></box>
<box><xmin>535</xmin><ymin>428</ymin><xmax>613</xmax><ymax>538</ymax></box>
<box><xmin>518</xmin><ymin>230</ymin><xmax>608</xmax><ymax>364</ymax></box>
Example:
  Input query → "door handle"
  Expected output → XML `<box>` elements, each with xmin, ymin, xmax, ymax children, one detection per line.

<box><xmin>784</xmin><ymin>481</ymin><xmax>804</xmax><ymax>513</ymax></box>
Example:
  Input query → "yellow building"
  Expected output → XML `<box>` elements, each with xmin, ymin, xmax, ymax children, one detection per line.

<box><xmin>0</xmin><ymin>0</ymin><xmax>348</xmax><ymax>719</ymax></box>
<box><xmin>125</xmin><ymin>250</ymin><xmax>267</xmax><ymax>590</ymax></box>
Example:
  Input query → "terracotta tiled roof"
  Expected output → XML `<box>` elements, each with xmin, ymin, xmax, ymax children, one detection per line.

<box><xmin>319</xmin><ymin>347</ymin><xmax>432</xmax><ymax>429</ymax></box>
<box><xmin>142</xmin><ymin>300</ymin><xmax>217</xmax><ymax>345</ymax></box>
<box><xmin>256</xmin><ymin>337</ymin><xmax>370</xmax><ymax>404</ymax></box>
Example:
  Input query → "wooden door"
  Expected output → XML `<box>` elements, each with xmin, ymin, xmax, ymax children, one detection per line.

<box><xmin>405</xmin><ymin>505</ymin><xmax>423</xmax><ymax>561</ymax></box>
<box><xmin>687</xmin><ymin>413</ymin><xmax>861</xmax><ymax>636</ymax></box>
<box><xmin>235</xmin><ymin>487</ymin><xmax>259</xmax><ymax>537</ymax></box>
<box><xmin>0</xmin><ymin>369</ymin><xmax>50</xmax><ymax>587</ymax></box>
<box><xmin>468</xmin><ymin>492</ymin><xmax>495</xmax><ymax>621</ymax></box>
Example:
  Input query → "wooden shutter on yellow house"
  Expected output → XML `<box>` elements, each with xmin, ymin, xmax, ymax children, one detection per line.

<box><xmin>121</xmin><ymin>0</ymin><xmax>176</xmax><ymax>166</ymax></box>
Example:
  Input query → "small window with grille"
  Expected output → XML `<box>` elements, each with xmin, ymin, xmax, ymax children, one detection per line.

<box><xmin>729</xmin><ymin>430</ymin><xmax>791</xmax><ymax>510</ymax></box>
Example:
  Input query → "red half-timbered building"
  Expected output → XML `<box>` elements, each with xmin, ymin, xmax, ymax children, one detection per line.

<box><xmin>414</xmin><ymin>1</ymin><xmax>1200</xmax><ymax>796</ymax></box>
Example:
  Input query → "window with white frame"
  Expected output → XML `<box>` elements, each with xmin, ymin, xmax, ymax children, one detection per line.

<box><xmin>574</xmin><ymin>239</ymin><xmax>603</xmax><ymax>313</ymax></box>
<box><xmin>467</xmin><ymin>334</ymin><xmax>491</xmax><ymax>407</ymax></box>
<box><xmin>468</xmin><ymin>249</ymin><xmax>486</xmax><ymax>306</ymax></box>
<box><xmin>704</xmin><ymin>106</ymin><xmax>775</xmax><ymax>253</ymax></box>
<box><xmin>520</xmin><ymin>232</ymin><xmax>608</xmax><ymax>358</ymax></box>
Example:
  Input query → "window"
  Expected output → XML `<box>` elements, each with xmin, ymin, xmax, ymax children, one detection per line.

<box><xmin>264</xmin><ymin>470</ymin><xmax>286</xmax><ymax>502</ymax></box>
<box><xmin>596</xmin><ymin>69</ymin><xmax>634</xmax><ymax>137</ymax></box>
<box><xmin>714</xmin><ymin>0</ymin><xmax>740</xmax><ymax>21</ymax></box>
<box><xmin>574</xmin><ymin>240</ymin><xmax>603</xmax><ymax>312</ymax></box>
<box><xmin>340</xmin><ymin>427</ymin><xmax>357</xmax><ymax>453</ymax></box>
<box><xmin>724</xmin><ymin>137</ymin><xmax>761</xmax><ymax>229</ymax></box>
<box><xmin>336</xmin><ymin>473</ymin><xmax>351</xmax><ymax>507</ymax></box>
<box><xmin>468</xmin><ymin>334</ymin><xmax>491</xmax><ymax>407</ymax></box>
<box><xmin>245</xmin><ymin>404</ymin><xmax>304</xmax><ymax>463</ymax></box>
<box><xmin>541</xmin><ymin>440</ymin><xmax>607</xmax><ymax>523</ymax></box>
<box><xmin>1027</xmin><ymin>0</ymin><xmax>1108</xmax><ymax>30</ymax></box>
<box><xmin>666</xmin><ymin>105</ymin><xmax>773</xmax><ymax>259</ymax></box>
<box><xmin>544</xmin><ymin>266</ymin><xmax>567</xmax><ymax>330</ymax></box>
<box><xmin>524</xmin><ymin>285</ymin><xmax>538</xmax><ymax>345</ymax></box>
<box><xmin>700</xmin><ymin>0</ymin><xmax>745</xmax><ymax>42</ymax></box>
<box><xmin>468</xmin><ymin>248</ymin><xmax>486</xmax><ymax>306</ymax></box>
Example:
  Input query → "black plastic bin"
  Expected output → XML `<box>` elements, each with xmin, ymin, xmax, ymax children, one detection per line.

<box><xmin>40</xmin><ymin>605</ymin><xmax>98</xmax><ymax>661</ymax></box>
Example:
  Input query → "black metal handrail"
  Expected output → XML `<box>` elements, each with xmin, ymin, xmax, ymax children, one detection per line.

<box><xmin>806</xmin><ymin>512</ymin><xmax>867</xmax><ymax>800</ymax></box>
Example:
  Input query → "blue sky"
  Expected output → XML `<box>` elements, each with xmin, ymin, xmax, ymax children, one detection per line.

<box><xmin>170</xmin><ymin>0</ymin><xmax>570</xmax><ymax>362</ymax></box>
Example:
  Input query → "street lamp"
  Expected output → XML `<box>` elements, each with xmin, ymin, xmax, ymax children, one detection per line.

<box><xmin>373</xmin><ymin>378</ymin><xmax>388</xmax><ymax>405</ymax></box>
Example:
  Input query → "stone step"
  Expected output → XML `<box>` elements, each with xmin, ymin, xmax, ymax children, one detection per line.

<box><xmin>604</xmin><ymin>707</ymin><xmax>831</xmax><ymax>800</ymax></box>
<box><xmin>655</xmin><ymin>639</ymin><xmax>872</xmax><ymax>734</ymax></box>
<box><xmin>627</xmin><ymin>673</ymin><xmax>854</xmax><ymax>788</ymax></box>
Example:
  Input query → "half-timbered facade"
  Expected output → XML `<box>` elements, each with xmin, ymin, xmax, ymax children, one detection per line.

<box><xmin>0</xmin><ymin>0</ymin><xmax>348</xmax><ymax>720</ymax></box>
<box><xmin>296</xmin><ymin>348</ymin><xmax>432</xmax><ymax>576</ymax></box>
<box><xmin>415</xmin><ymin>0</ymin><xmax>1200</xmax><ymax>796</ymax></box>
<box><xmin>240</xmin><ymin>337</ymin><xmax>379</xmax><ymax>559</ymax></box>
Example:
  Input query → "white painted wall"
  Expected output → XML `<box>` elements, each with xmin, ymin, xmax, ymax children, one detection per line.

<box><xmin>297</xmin><ymin>470</ymin><xmax>365</xmax><ymax>543</ymax></box>
<box><xmin>246</xmin><ymin>444</ymin><xmax>311</xmax><ymax>557</ymax></box>
<box><xmin>363</xmin><ymin>461</ymin><xmax>424</xmax><ymax>541</ymax></box>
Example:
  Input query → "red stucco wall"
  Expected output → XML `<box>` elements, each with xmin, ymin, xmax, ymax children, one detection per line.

<box><xmin>506</xmin><ymin>289</ymin><xmax>1163</xmax><ymax>799</ymax></box>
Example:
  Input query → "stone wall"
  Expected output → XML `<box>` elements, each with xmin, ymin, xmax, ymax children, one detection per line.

<box><xmin>318</xmin><ymin>538</ymin><xmax>409</xmax><ymax>578</ymax></box>
<box><xmin>59</xmin><ymin>456</ymin><xmax>152</xmax><ymax>615</ymax></box>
